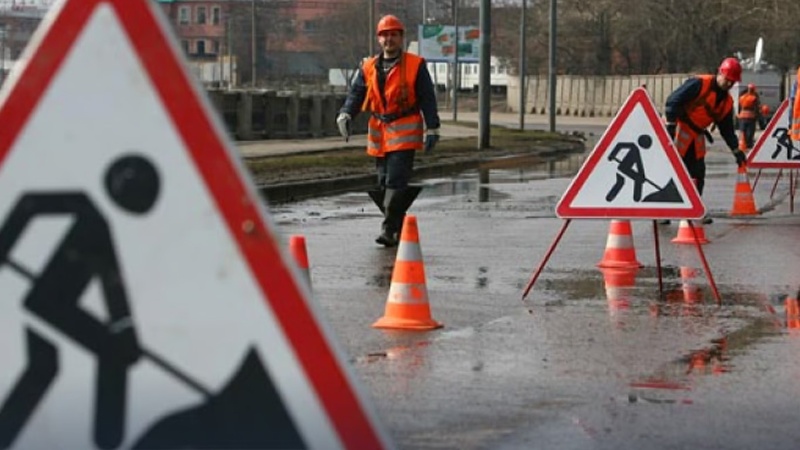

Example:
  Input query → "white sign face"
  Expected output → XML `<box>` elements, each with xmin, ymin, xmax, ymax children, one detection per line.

<box><xmin>746</xmin><ymin>100</ymin><xmax>800</xmax><ymax>168</ymax></box>
<box><xmin>0</xmin><ymin>1</ymin><xmax>389</xmax><ymax>449</ymax></box>
<box><xmin>417</xmin><ymin>24</ymin><xmax>479</xmax><ymax>62</ymax></box>
<box><xmin>557</xmin><ymin>88</ymin><xmax>705</xmax><ymax>219</ymax></box>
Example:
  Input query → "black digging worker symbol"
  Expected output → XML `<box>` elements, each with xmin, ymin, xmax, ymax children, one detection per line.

<box><xmin>0</xmin><ymin>155</ymin><xmax>160</xmax><ymax>449</ymax></box>
<box><xmin>770</xmin><ymin>127</ymin><xmax>800</xmax><ymax>160</ymax></box>
<box><xmin>605</xmin><ymin>134</ymin><xmax>682</xmax><ymax>203</ymax></box>
<box><xmin>0</xmin><ymin>154</ymin><xmax>304</xmax><ymax>449</ymax></box>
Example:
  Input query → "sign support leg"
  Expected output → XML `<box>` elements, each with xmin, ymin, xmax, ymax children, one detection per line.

<box><xmin>522</xmin><ymin>219</ymin><xmax>571</xmax><ymax>301</ymax></box>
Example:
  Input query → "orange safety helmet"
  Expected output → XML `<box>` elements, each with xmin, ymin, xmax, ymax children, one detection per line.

<box><xmin>747</xmin><ymin>83</ymin><xmax>756</xmax><ymax>92</ymax></box>
<box><xmin>377</xmin><ymin>14</ymin><xmax>404</xmax><ymax>35</ymax></box>
<box><xmin>718</xmin><ymin>57</ymin><xmax>742</xmax><ymax>83</ymax></box>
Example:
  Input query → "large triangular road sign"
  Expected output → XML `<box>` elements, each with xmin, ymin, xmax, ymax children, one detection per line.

<box><xmin>746</xmin><ymin>99</ymin><xmax>800</xmax><ymax>168</ymax></box>
<box><xmin>556</xmin><ymin>88</ymin><xmax>705</xmax><ymax>219</ymax></box>
<box><xmin>0</xmin><ymin>0</ymin><xmax>390</xmax><ymax>449</ymax></box>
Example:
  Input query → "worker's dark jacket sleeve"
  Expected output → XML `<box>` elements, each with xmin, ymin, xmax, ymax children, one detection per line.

<box><xmin>340</xmin><ymin>68</ymin><xmax>367</xmax><ymax>118</ymax></box>
<box><xmin>416</xmin><ymin>63</ymin><xmax>440</xmax><ymax>130</ymax></box>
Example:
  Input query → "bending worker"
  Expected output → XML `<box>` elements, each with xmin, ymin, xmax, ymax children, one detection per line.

<box><xmin>336</xmin><ymin>14</ymin><xmax>440</xmax><ymax>247</ymax></box>
<box><xmin>737</xmin><ymin>83</ymin><xmax>761</xmax><ymax>151</ymax></box>
<box><xmin>661</xmin><ymin>57</ymin><xmax>748</xmax><ymax>225</ymax></box>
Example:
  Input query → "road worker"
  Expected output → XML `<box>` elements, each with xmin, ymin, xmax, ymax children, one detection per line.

<box><xmin>661</xmin><ymin>57</ymin><xmax>748</xmax><ymax>225</ymax></box>
<box><xmin>336</xmin><ymin>14</ymin><xmax>440</xmax><ymax>247</ymax></box>
<box><xmin>737</xmin><ymin>83</ymin><xmax>761</xmax><ymax>151</ymax></box>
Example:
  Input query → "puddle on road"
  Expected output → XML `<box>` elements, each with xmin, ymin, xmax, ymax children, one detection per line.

<box><xmin>269</xmin><ymin>150</ymin><xmax>588</xmax><ymax>225</ymax></box>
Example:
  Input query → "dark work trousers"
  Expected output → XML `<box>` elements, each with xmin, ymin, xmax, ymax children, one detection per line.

<box><xmin>376</xmin><ymin>149</ymin><xmax>416</xmax><ymax>189</ymax></box>
<box><xmin>681</xmin><ymin>142</ymin><xmax>706</xmax><ymax>195</ymax></box>
<box><xmin>739</xmin><ymin>119</ymin><xmax>756</xmax><ymax>149</ymax></box>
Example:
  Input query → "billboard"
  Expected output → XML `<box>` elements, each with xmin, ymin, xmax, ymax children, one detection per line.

<box><xmin>417</xmin><ymin>24</ymin><xmax>480</xmax><ymax>63</ymax></box>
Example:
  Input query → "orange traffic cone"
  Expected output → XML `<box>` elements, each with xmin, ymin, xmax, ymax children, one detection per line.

<box><xmin>597</xmin><ymin>220</ymin><xmax>643</xmax><ymax>269</ymax></box>
<box><xmin>786</xmin><ymin>297</ymin><xmax>800</xmax><ymax>330</ymax></box>
<box><xmin>729</xmin><ymin>165</ymin><xmax>759</xmax><ymax>216</ymax></box>
<box><xmin>373</xmin><ymin>215</ymin><xmax>443</xmax><ymax>330</ymax></box>
<box><xmin>671</xmin><ymin>220</ymin><xmax>709</xmax><ymax>245</ymax></box>
<box><xmin>289</xmin><ymin>234</ymin><xmax>312</xmax><ymax>290</ymax></box>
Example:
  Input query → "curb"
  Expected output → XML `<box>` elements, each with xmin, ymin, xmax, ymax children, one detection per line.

<box><xmin>259</xmin><ymin>140</ymin><xmax>584</xmax><ymax>204</ymax></box>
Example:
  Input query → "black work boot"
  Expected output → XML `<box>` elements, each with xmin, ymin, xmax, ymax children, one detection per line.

<box><xmin>376</xmin><ymin>188</ymin><xmax>401</xmax><ymax>247</ymax></box>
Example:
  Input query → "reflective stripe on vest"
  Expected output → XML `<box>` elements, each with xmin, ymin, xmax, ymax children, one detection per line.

<box><xmin>674</xmin><ymin>125</ymin><xmax>706</xmax><ymax>160</ymax></box>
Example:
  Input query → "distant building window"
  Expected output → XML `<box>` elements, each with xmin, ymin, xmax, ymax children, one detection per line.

<box><xmin>211</xmin><ymin>7</ymin><xmax>221</xmax><ymax>25</ymax></box>
<box><xmin>178</xmin><ymin>6</ymin><xmax>190</xmax><ymax>25</ymax></box>
<box><xmin>196</xmin><ymin>40</ymin><xmax>206</xmax><ymax>56</ymax></box>
<box><xmin>196</xmin><ymin>6</ymin><xmax>207</xmax><ymax>25</ymax></box>
<box><xmin>212</xmin><ymin>40</ymin><xmax>220</xmax><ymax>54</ymax></box>
<box><xmin>181</xmin><ymin>40</ymin><xmax>190</xmax><ymax>54</ymax></box>
<box><xmin>303</xmin><ymin>20</ymin><xmax>319</xmax><ymax>33</ymax></box>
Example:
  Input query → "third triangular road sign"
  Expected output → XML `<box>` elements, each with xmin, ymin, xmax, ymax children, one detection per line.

<box><xmin>746</xmin><ymin>99</ymin><xmax>800</xmax><ymax>168</ymax></box>
<box><xmin>556</xmin><ymin>88</ymin><xmax>705</xmax><ymax>219</ymax></box>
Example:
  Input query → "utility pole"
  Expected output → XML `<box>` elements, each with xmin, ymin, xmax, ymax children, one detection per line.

<box><xmin>250</xmin><ymin>0</ymin><xmax>256</xmax><ymax>86</ymax></box>
<box><xmin>518</xmin><ymin>0</ymin><xmax>526</xmax><ymax>130</ymax></box>
<box><xmin>478</xmin><ymin>0</ymin><xmax>490</xmax><ymax>149</ymax></box>
<box><xmin>548</xmin><ymin>0</ymin><xmax>556</xmax><ymax>132</ymax></box>
<box><xmin>368</xmin><ymin>0</ymin><xmax>375</xmax><ymax>56</ymax></box>
<box><xmin>452</xmin><ymin>0</ymin><xmax>458</xmax><ymax>122</ymax></box>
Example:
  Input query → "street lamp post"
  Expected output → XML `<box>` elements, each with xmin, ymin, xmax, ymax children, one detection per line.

<box><xmin>251</xmin><ymin>0</ymin><xmax>256</xmax><ymax>86</ymax></box>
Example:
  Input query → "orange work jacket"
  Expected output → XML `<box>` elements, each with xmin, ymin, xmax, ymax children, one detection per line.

<box><xmin>360</xmin><ymin>52</ymin><xmax>425</xmax><ymax>157</ymax></box>
<box><xmin>737</xmin><ymin>92</ymin><xmax>759</xmax><ymax>120</ymax></box>
<box><xmin>792</xmin><ymin>67</ymin><xmax>800</xmax><ymax>142</ymax></box>
<box><xmin>674</xmin><ymin>75</ymin><xmax>733</xmax><ymax>160</ymax></box>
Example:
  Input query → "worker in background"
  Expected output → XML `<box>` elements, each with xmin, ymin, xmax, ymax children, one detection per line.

<box><xmin>661</xmin><ymin>57</ymin><xmax>748</xmax><ymax>225</ymax></box>
<box><xmin>759</xmin><ymin>104</ymin><xmax>770</xmax><ymax>130</ymax></box>
<box><xmin>791</xmin><ymin>65</ymin><xmax>800</xmax><ymax>144</ymax></box>
<box><xmin>336</xmin><ymin>14</ymin><xmax>440</xmax><ymax>247</ymax></box>
<box><xmin>737</xmin><ymin>83</ymin><xmax>761</xmax><ymax>151</ymax></box>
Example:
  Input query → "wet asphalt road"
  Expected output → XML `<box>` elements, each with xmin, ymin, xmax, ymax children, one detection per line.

<box><xmin>270</xmin><ymin>127</ymin><xmax>800</xmax><ymax>449</ymax></box>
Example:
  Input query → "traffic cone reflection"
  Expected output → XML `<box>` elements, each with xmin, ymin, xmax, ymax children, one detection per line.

<box><xmin>288</xmin><ymin>234</ymin><xmax>312</xmax><ymax>291</ymax></box>
<box><xmin>373</xmin><ymin>215</ymin><xmax>443</xmax><ymax>330</ymax></box>
<box><xmin>601</xmin><ymin>268</ymin><xmax>637</xmax><ymax>323</ymax></box>
<box><xmin>597</xmin><ymin>220</ymin><xmax>643</xmax><ymax>269</ymax></box>
<box><xmin>671</xmin><ymin>220</ymin><xmax>709</xmax><ymax>245</ymax></box>
<box><xmin>729</xmin><ymin>165</ymin><xmax>759</xmax><ymax>216</ymax></box>
<box><xmin>680</xmin><ymin>266</ymin><xmax>702</xmax><ymax>304</ymax></box>
<box><xmin>786</xmin><ymin>296</ymin><xmax>800</xmax><ymax>330</ymax></box>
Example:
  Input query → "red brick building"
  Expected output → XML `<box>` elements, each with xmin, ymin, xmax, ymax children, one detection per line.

<box><xmin>156</xmin><ymin>0</ymin><xmax>419</xmax><ymax>83</ymax></box>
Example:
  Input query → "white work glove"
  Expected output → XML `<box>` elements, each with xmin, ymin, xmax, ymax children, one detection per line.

<box><xmin>336</xmin><ymin>113</ymin><xmax>351</xmax><ymax>141</ymax></box>
<box><xmin>424</xmin><ymin>127</ymin><xmax>440</xmax><ymax>154</ymax></box>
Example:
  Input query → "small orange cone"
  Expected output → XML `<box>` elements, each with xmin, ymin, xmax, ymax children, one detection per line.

<box><xmin>671</xmin><ymin>220</ymin><xmax>709</xmax><ymax>245</ymax></box>
<box><xmin>729</xmin><ymin>165</ymin><xmax>759</xmax><ymax>216</ymax></box>
<box><xmin>786</xmin><ymin>297</ymin><xmax>800</xmax><ymax>330</ymax></box>
<box><xmin>289</xmin><ymin>234</ymin><xmax>312</xmax><ymax>290</ymax></box>
<box><xmin>597</xmin><ymin>220</ymin><xmax>643</xmax><ymax>269</ymax></box>
<box><xmin>373</xmin><ymin>215</ymin><xmax>443</xmax><ymax>330</ymax></box>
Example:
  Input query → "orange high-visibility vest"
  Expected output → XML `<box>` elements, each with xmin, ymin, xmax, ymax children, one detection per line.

<box><xmin>792</xmin><ymin>67</ymin><xmax>800</xmax><ymax>142</ymax></box>
<box><xmin>674</xmin><ymin>75</ymin><xmax>733</xmax><ymax>160</ymax></box>
<box><xmin>361</xmin><ymin>52</ymin><xmax>425</xmax><ymax>157</ymax></box>
<box><xmin>737</xmin><ymin>92</ymin><xmax>758</xmax><ymax>120</ymax></box>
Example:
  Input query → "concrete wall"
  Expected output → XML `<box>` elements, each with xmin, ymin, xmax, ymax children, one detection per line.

<box><xmin>206</xmin><ymin>89</ymin><xmax>366</xmax><ymax>141</ymax></box>
<box><xmin>507</xmin><ymin>73</ymin><xmax>796</xmax><ymax>117</ymax></box>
